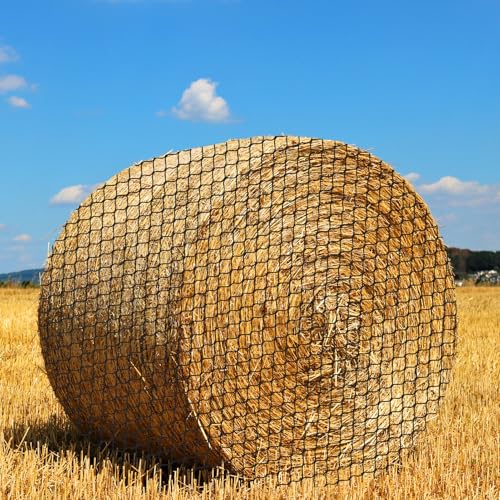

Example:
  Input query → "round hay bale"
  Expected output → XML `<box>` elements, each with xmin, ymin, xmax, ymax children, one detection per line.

<box><xmin>38</xmin><ymin>136</ymin><xmax>457</xmax><ymax>482</ymax></box>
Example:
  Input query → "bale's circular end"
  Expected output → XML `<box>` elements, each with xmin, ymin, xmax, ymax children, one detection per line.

<box><xmin>38</xmin><ymin>136</ymin><xmax>457</xmax><ymax>483</ymax></box>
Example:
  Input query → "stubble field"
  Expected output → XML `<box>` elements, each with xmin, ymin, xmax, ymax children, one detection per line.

<box><xmin>0</xmin><ymin>287</ymin><xmax>498</xmax><ymax>499</ymax></box>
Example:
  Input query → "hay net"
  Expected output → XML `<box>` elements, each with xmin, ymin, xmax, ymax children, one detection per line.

<box><xmin>39</xmin><ymin>136</ymin><xmax>457</xmax><ymax>484</ymax></box>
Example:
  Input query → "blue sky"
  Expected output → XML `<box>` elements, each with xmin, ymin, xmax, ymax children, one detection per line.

<box><xmin>0</xmin><ymin>0</ymin><xmax>499</xmax><ymax>272</ymax></box>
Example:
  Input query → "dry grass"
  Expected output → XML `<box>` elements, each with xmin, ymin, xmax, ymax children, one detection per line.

<box><xmin>0</xmin><ymin>286</ymin><xmax>498</xmax><ymax>499</ymax></box>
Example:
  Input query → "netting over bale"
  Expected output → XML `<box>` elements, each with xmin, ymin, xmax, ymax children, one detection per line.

<box><xmin>38</xmin><ymin>136</ymin><xmax>457</xmax><ymax>484</ymax></box>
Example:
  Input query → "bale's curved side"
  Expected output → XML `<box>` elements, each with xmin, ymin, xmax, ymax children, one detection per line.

<box><xmin>38</xmin><ymin>136</ymin><xmax>457</xmax><ymax>482</ymax></box>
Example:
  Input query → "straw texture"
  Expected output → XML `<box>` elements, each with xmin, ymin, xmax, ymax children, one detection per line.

<box><xmin>38</xmin><ymin>136</ymin><xmax>457</xmax><ymax>482</ymax></box>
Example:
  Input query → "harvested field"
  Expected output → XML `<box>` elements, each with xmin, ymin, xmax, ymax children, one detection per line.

<box><xmin>0</xmin><ymin>286</ymin><xmax>498</xmax><ymax>498</ymax></box>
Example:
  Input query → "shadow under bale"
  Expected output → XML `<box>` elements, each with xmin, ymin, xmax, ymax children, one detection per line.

<box><xmin>4</xmin><ymin>417</ymin><xmax>236</xmax><ymax>490</ymax></box>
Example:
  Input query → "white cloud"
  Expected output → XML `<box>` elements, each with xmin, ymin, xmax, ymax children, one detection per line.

<box><xmin>13</xmin><ymin>234</ymin><xmax>32</xmax><ymax>242</ymax></box>
<box><xmin>172</xmin><ymin>78</ymin><xmax>231</xmax><ymax>122</ymax></box>
<box><xmin>7</xmin><ymin>96</ymin><xmax>30</xmax><ymax>108</ymax></box>
<box><xmin>0</xmin><ymin>223</ymin><xmax>6</xmax><ymax>231</ymax></box>
<box><xmin>155</xmin><ymin>109</ymin><xmax>168</xmax><ymax>117</ymax></box>
<box><xmin>404</xmin><ymin>172</ymin><xmax>420</xmax><ymax>183</ymax></box>
<box><xmin>50</xmin><ymin>184</ymin><xmax>95</xmax><ymax>205</ymax></box>
<box><xmin>416</xmin><ymin>176</ymin><xmax>500</xmax><ymax>207</ymax></box>
<box><xmin>408</xmin><ymin>175</ymin><xmax>500</xmax><ymax>249</ymax></box>
<box><xmin>0</xmin><ymin>45</ymin><xmax>18</xmax><ymax>64</ymax></box>
<box><xmin>419</xmin><ymin>176</ymin><xmax>489</xmax><ymax>196</ymax></box>
<box><xmin>0</xmin><ymin>74</ymin><xmax>27</xmax><ymax>94</ymax></box>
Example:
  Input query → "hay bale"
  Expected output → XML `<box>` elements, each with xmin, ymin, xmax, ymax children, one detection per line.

<box><xmin>38</xmin><ymin>136</ymin><xmax>457</xmax><ymax>482</ymax></box>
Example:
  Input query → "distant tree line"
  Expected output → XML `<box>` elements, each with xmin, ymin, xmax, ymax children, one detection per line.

<box><xmin>446</xmin><ymin>247</ymin><xmax>500</xmax><ymax>278</ymax></box>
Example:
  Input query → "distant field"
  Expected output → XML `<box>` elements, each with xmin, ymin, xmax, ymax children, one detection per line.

<box><xmin>0</xmin><ymin>287</ymin><xmax>498</xmax><ymax>499</ymax></box>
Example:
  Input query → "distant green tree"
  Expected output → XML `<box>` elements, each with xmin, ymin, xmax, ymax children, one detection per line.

<box><xmin>449</xmin><ymin>254</ymin><xmax>464</xmax><ymax>278</ymax></box>
<box><xmin>467</xmin><ymin>251</ymin><xmax>497</xmax><ymax>272</ymax></box>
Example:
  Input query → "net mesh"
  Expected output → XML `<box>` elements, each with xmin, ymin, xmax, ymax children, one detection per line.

<box><xmin>38</xmin><ymin>136</ymin><xmax>457</xmax><ymax>484</ymax></box>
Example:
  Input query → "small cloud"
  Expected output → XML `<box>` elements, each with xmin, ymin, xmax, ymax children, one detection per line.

<box><xmin>0</xmin><ymin>74</ymin><xmax>27</xmax><ymax>94</ymax></box>
<box><xmin>419</xmin><ymin>176</ymin><xmax>488</xmax><ymax>196</ymax></box>
<box><xmin>50</xmin><ymin>184</ymin><xmax>95</xmax><ymax>205</ymax></box>
<box><xmin>13</xmin><ymin>234</ymin><xmax>32</xmax><ymax>242</ymax></box>
<box><xmin>7</xmin><ymin>96</ymin><xmax>30</xmax><ymax>108</ymax></box>
<box><xmin>172</xmin><ymin>78</ymin><xmax>231</xmax><ymax>123</ymax></box>
<box><xmin>0</xmin><ymin>45</ymin><xmax>18</xmax><ymax>64</ymax></box>
<box><xmin>404</xmin><ymin>172</ymin><xmax>420</xmax><ymax>183</ymax></box>
<box><xmin>155</xmin><ymin>109</ymin><xmax>168</xmax><ymax>117</ymax></box>
<box><xmin>416</xmin><ymin>176</ymin><xmax>500</xmax><ymax>207</ymax></box>
<box><xmin>0</xmin><ymin>223</ymin><xmax>6</xmax><ymax>230</ymax></box>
